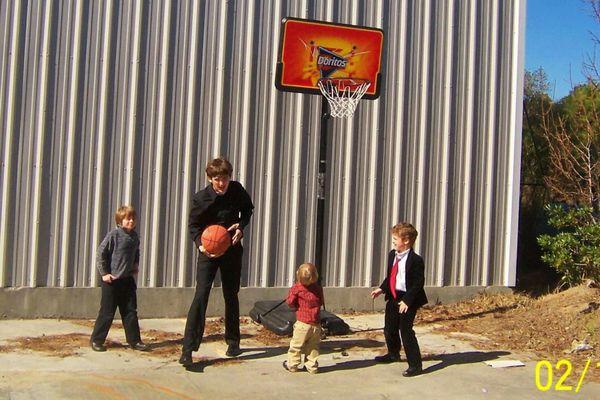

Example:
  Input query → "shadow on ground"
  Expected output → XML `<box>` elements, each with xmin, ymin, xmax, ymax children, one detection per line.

<box><xmin>316</xmin><ymin>351</ymin><xmax>511</xmax><ymax>374</ymax></box>
<box><xmin>421</xmin><ymin>351</ymin><xmax>511</xmax><ymax>374</ymax></box>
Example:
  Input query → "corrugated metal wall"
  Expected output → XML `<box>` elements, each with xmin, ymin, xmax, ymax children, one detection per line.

<box><xmin>0</xmin><ymin>0</ymin><xmax>525</xmax><ymax>289</ymax></box>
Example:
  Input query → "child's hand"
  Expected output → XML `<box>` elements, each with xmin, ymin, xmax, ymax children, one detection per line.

<box><xmin>102</xmin><ymin>274</ymin><xmax>116</xmax><ymax>283</ymax></box>
<box><xmin>370</xmin><ymin>288</ymin><xmax>383</xmax><ymax>299</ymax></box>
<box><xmin>227</xmin><ymin>223</ymin><xmax>243</xmax><ymax>245</ymax></box>
<box><xmin>398</xmin><ymin>301</ymin><xmax>409</xmax><ymax>313</ymax></box>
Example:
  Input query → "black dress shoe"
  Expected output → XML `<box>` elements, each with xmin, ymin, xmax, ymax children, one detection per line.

<box><xmin>91</xmin><ymin>342</ymin><xmax>107</xmax><ymax>352</ymax></box>
<box><xmin>178</xmin><ymin>352</ymin><xmax>193</xmax><ymax>367</ymax></box>
<box><xmin>374</xmin><ymin>353</ymin><xmax>400</xmax><ymax>363</ymax></box>
<box><xmin>402</xmin><ymin>366</ymin><xmax>423</xmax><ymax>377</ymax></box>
<box><xmin>225</xmin><ymin>344</ymin><xmax>242</xmax><ymax>357</ymax></box>
<box><xmin>130</xmin><ymin>342</ymin><xmax>149</xmax><ymax>351</ymax></box>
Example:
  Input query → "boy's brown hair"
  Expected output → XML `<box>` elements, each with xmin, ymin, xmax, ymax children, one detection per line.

<box><xmin>206</xmin><ymin>157</ymin><xmax>233</xmax><ymax>178</ymax></box>
<box><xmin>115</xmin><ymin>205</ymin><xmax>136</xmax><ymax>226</ymax></box>
<box><xmin>391</xmin><ymin>222</ymin><xmax>418</xmax><ymax>246</ymax></box>
<box><xmin>296</xmin><ymin>263</ymin><xmax>318</xmax><ymax>286</ymax></box>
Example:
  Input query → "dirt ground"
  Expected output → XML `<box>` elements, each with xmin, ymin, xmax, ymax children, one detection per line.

<box><xmin>417</xmin><ymin>284</ymin><xmax>600</xmax><ymax>382</ymax></box>
<box><xmin>1</xmin><ymin>285</ymin><xmax>598</xmax><ymax>382</ymax></box>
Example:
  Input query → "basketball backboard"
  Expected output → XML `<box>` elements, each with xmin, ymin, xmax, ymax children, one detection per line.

<box><xmin>275</xmin><ymin>18</ymin><xmax>384</xmax><ymax>100</ymax></box>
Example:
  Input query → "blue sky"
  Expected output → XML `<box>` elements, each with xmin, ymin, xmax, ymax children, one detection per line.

<box><xmin>526</xmin><ymin>0</ymin><xmax>599</xmax><ymax>100</ymax></box>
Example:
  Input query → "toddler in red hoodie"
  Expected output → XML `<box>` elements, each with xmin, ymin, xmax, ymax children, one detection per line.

<box><xmin>283</xmin><ymin>263</ymin><xmax>324</xmax><ymax>374</ymax></box>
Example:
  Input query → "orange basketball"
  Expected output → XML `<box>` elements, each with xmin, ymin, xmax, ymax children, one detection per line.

<box><xmin>201</xmin><ymin>225</ymin><xmax>231</xmax><ymax>255</ymax></box>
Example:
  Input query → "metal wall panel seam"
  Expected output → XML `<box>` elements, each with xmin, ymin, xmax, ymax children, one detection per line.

<box><xmin>362</xmin><ymin>0</ymin><xmax>383</xmax><ymax>286</ymax></box>
<box><xmin>229</xmin><ymin>0</ymin><xmax>253</xmax><ymax>283</ymax></box>
<box><xmin>457</xmin><ymin>0</ymin><xmax>476</xmax><ymax>286</ymax></box>
<box><xmin>123</xmin><ymin>1</ymin><xmax>142</xmax><ymax>204</ymax></box>
<box><xmin>29</xmin><ymin>0</ymin><xmax>52</xmax><ymax>287</ymax></box>
<box><xmin>48</xmin><ymin>0</ymin><xmax>65</xmax><ymax>288</ymax></box>
<box><xmin>210</xmin><ymin>0</ymin><xmax>227</xmax><ymax>157</ymax></box>
<box><xmin>173</xmin><ymin>1</ymin><xmax>193</xmax><ymax>287</ymax></box>
<box><xmin>279</xmin><ymin>103</ymin><xmax>291</xmax><ymax>285</ymax></box>
<box><xmin>58</xmin><ymin>0</ymin><xmax>82</xmax><ymax>287</ymax></box>
<box><xmin>177</xmin><ymin>1</ymin><xmax>201</xmax><ymax>288</ymax></box>
<box><xmin>148</xmin><ymin>0</ymin><xmax>171</xmax><ymax>287</ymax></box>
<box><xmin>504</xmin><ymin>0</ymin><xmax>525</xmax><ymax>287</ymax></box>
<box><xmin>392</xmin><ymin>0</ymin><xmax>408</xmax><ymax>229</ymax></box>
<box><xmin>435</xmin><ymin>0</ymin><xmax>453</xmax><ymax>287</ymax></box>
<box><xmin>0</xmin><ymin>0</ymin><xmax>21</xmax><ymax>286</ymax></box>
<box><xmin>414</xmin><ymin>0</ymin><xmax>430</xmax><ymax>250</ymax></box>
<box><xmin>0</xmin><ymin>1</ymin><xmax>9</xmax><ymax>117</ymax></box>
<box><xmin>238</xmin><ymin>0</ymin><xmax>255</xmax><ymax>186</ymax></box>
<box><xmin>473</xmin><ymin>1</ymin><xmax>489</xmax><ymax>284</ymax></box>
<box><xmin>338</xmin><ymin>117</ymin><xmax>354</xmax><ymax>286</ymax></box>
<box><xmin>138</xmin><ymin>1</ymin><xmax>159</xmax><ymax>286</ymax></box>
<box><xmin>113</xmin><ymin>2</ymin><xmax>127</xmax><ymax>205</ymax></box>
<box><xmin>481</xmin><ymin>0</ymin><xmax>498</xmax><ymax>286</ymax></box>
<box><xmin>259</xmin><ymin>0</ymin><xmax>281</xmax><ymax>287</ymax></box>
<box><xmin>90</xmin><ymin>0</ymin><xmax>113</xmax><ymax>287</ymax></box>
<box><xmin>79</xmin><ymin>2</ymin><xmax>100</xmax><ymax>287</ymax></box>
<box><xmin>21</xmin><ymin>1</ymin><xmax>40</xmax><ymax>286</ymax></box>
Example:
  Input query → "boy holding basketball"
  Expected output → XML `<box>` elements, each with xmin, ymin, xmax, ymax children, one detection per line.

<box><xmin>283</xmin><ymin>263</ymin><xmax>324</xmax><ymax>374</ymax></box>
<box><xmin>371</xmin><ymin>223</ymin><xmax>427</xmax><ymax>377</ymax></box>
<box><xmin>90</xmin><ymin>205</ymin><xmax>148</xmax><ymax>352</ymax></box>
<box><xmin>180</xmin><ymin>158</ymin><xmax>254</xmax><ymax>367</ymax></box>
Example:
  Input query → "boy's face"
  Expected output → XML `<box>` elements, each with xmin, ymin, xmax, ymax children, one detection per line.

<box><xmin>209</xmin><ymin>174</ymin><xmax>231</xmax><ymax>195</ymax></box>
<box><xmin>121</xmin><ymin>215</ymin><xmax>136</xmax><ymax>232</ymax></box>
<box><xmin>392</xmin><ymin>234</ymin><xmax>411</xmax><ymax>252</ymax></box>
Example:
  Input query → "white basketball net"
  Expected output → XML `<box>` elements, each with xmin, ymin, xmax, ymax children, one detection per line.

<box><xmin>318</xmin><ymin>78</ymin><xmax>371</xmax><ymax>118</ymax></box>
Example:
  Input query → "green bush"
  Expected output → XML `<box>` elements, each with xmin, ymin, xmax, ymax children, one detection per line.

<box><xmin>537</xmin><ymin>204</ymin><xmax>600</xmax><ymax>287</ymax></box>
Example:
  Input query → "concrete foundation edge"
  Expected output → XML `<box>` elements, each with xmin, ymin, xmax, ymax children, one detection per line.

<box><xmin>0</xmin><ymin>286</ymin><xmax>513</xmax><ymax>319</ymax></box>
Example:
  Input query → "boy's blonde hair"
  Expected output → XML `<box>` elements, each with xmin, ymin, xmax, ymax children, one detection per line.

<box><xmin>391</xmin><ymin>222</ymin><xmax>418</xmax><ymax>245</ymax></box>
<box><xmin>296</xmin><ymin>263</ymin><xmax>318</xmax><ymax>286</ymax></box>
<box><xmin>115</xmin><ymin>205</ymin><xmax>136</xmax><ymax>226</ymax></box>
<box><xmin>206</xmin><ymin>157</ymin><xmax>233</xmax><ymax>178</ymax></box>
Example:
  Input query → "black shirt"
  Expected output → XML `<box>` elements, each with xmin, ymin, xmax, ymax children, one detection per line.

<box><xmin>188</xmin><ymin>180</ymin><xmax>254</xmax><ymax>245</ymax></box>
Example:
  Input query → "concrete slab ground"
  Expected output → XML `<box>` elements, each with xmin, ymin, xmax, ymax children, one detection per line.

<box><xmin>0</xmin><ymin>315</ymin><xmax>598</xmax><ymax>399</ymax></box>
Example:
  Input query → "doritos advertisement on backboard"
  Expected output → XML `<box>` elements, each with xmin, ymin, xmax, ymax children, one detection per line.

<box><xmin>275</xmin><ymin>18</ymin><xmax>384</xmax><ymax>99</ymax></box>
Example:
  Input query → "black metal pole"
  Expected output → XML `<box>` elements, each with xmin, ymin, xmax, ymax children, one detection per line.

<box><xmin>315</xmin><ymin>96</ymin><xmax>330</xmax><ymax>282</ymax></box>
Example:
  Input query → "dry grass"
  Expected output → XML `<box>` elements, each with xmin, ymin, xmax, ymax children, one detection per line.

<box><xmin>418</xmin><ymin>286</ymin><xmax>600</xmax><ymax>382</ymax></box>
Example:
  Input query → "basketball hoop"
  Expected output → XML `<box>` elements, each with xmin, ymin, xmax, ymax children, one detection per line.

<box><xmin>317</xmin><ymin>78</ymin><xmax>371</xmax><ymax>118</ymax></box>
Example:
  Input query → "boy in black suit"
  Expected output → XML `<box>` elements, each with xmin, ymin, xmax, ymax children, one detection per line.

<box><xmin>371</xmin><ymin>223</ymin><xmax>428</xmax><ymax>377</ymax></box>
<box><xmin>179</xmin><ymin>158</ymin><xmax>254</xmax><ymax>367</ymax></box>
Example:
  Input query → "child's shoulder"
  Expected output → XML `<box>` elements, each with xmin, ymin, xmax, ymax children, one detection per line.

<box><xmin>104</xmin><ymin>227</ymin><xmax>120</xmax><ymax>238</ymax></box>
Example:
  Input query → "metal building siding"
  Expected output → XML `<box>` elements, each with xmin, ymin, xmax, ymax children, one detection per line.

<box><xmin>0</xmin><ymin>0</ymin><xmax>525</xmax><ymax>289</ymax></box>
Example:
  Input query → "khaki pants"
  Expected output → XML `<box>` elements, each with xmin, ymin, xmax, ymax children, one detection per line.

<box><xmin>287</xmin><ymin>320</ymin><xmax>321</xmax><ymax>373</ymax></box>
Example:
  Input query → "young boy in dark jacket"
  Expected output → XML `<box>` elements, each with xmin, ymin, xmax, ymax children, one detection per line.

<box><xmin>371</xmin><ymin>223</ymin><xmax>427</xmax><ymax>376</ymax></box>
<box><xmin>90</xmin><ymin>206</ymin><xmax>147</xmax><ymax>352</ymax></box>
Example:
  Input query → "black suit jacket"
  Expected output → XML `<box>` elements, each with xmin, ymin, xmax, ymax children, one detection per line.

<box><xmin>379</xmin><ymin>249</ymin><xmax>428</xmax><ymax>309</ymax></box>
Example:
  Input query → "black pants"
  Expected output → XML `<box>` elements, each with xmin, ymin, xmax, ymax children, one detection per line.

<box><xmin>90</xmin><ymin>276</ymin><xmax>141</xmax><ymax>345</ymax></box>
<box><xmin>383</xmin><ymin>292</ymin><xmax>422</xmax><ymax>368</ymax></box>
<box><xmin>182</xmin><ymin>244</ymin><xmax>243</xmax><ymax>353</ymax></box>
